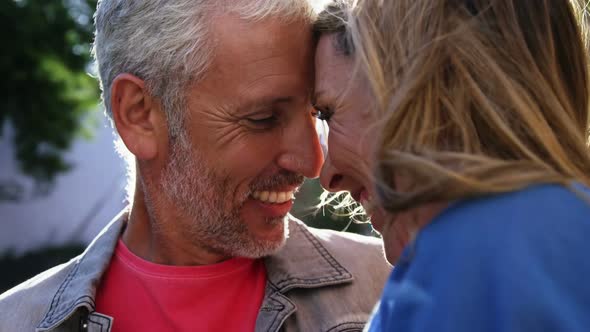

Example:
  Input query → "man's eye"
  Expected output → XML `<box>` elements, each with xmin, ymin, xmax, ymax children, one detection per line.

<box><xmin>312</xmin><ymin>106</ymin><xmax>333</xmax><ymax>122</ymax></box>
<box><xmin>245</xmin><ymin>115</ymin><xmax>278</xmax><ymax>128</ymax></box>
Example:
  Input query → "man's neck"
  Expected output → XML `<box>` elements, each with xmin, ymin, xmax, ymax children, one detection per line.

<box><xmin>122</xmin><ymin>184</ymin><xmax>232</xmax><ymax>266</ymax></box>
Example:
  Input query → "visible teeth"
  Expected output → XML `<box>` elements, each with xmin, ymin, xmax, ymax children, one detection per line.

<box><xmin>361</xmin><ymin>201</ymin><xmax>369</xmax><ymax>212</ymax></box>
<box><xmin>360</xmin><ymin>197</ymin><xmax>374</xmax><ymax>214</ymax></box>
<box><xmin>252</xmin><ymin>190</ymin><xmax>295</xmax><ymax>204</ymax></box>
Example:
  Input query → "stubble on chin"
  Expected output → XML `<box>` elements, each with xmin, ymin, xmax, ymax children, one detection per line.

<box><xmin>160</xmin><ymin>140</ymin><xmax>290</xmax><ymax>259</ymax></box>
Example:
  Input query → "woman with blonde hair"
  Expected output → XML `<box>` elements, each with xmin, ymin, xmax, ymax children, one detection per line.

<box><xmin>313</xmin><ymin>0</ymin><xmax>590</xmax><ymax>330</ymax></box>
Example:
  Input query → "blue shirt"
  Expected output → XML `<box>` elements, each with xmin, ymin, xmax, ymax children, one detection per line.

<box><xmin>367</xmin><ymin>184</ymin><xmax>590</xmax><ymax>332</ymax></box>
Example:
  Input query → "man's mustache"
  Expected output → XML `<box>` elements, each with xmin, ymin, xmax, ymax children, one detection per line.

<box><xmin>250</xmin><ymin>170</ymin><xmax>305</xmax><ymax>192</ymax></box>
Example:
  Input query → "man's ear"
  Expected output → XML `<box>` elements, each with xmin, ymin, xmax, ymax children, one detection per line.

<box><xmin>110</xmin><ymin>74</ymin><xmax>165</xmax><ymax>161</ymax></box>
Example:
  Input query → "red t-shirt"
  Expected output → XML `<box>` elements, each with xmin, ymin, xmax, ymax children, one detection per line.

<box><xmin>95</xmin><ymin>240</ymin><xmax>267</xmax><ymax>332</ymax></box>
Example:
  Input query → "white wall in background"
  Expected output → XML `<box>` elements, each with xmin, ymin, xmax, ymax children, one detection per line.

<box><xmin>0</xmin><ymin>116</ymin><xmax>127</xmax><ymax>255</ymax></box>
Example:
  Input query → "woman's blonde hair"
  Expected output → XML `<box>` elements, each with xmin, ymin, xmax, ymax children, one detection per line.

<box><xmin>338</xmin><ymin>0</ymin><xmax>590</xmax><ymax>212</ymax></box>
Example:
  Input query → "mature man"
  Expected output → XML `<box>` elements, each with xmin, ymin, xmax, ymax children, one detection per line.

<box><xmin>0</xmin><ymin>0</ymin><xmax>389</xmax><ymax>331</ymax></box>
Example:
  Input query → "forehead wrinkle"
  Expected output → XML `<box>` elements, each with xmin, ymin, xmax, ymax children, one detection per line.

<box><xmin>236</xmin><ymin>96</ymin><xmax>296</xmax><ymax>113</ymax></box>
<box><xmin>187</xmin><ymin>90</ymin><xmax>237</xmax><ymax>118</ymax></box>
<box><xmin>241</xmin><ymin>50</ymin><xmax>293</xmax><ymax>66</ymax></box>
<box><xmin>239</xmin><ymin>73</ymin><xmax>298</xmax><ymax>95</ymax></box>
<box><xmin>215</xmin><ymin>52</ymin><xmax>284</xmax><ymax>79</ymax></box>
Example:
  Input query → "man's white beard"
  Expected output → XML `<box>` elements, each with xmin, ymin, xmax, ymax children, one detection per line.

<box><xmin>159</xmin><ymin>134</ymin><xmax>289</xmax><ymax>259</ymax></box>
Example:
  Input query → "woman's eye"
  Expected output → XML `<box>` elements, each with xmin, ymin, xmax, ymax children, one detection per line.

<box><xmin>312</xmin><ymin>106</ymin><xmax>333</xmax><ymax>122</ymax></box>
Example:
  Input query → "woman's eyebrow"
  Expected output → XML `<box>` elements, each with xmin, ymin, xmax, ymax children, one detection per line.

<box><xmin>311</xmin><ymin>90</ymin><xmax>327</xmax><ymax>106</ymax></box>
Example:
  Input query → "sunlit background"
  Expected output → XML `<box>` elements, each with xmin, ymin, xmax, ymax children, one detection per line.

<box><xmin>0</xmin><ymin>0</ymin><xmax>371</xmax><ymax>293</ymax></box>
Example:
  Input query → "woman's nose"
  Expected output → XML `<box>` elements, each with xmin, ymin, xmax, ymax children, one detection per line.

<box><xmin>319</xmin><ymin>156</ymin><xmax>345</xmax><ymax>192</ymax></box>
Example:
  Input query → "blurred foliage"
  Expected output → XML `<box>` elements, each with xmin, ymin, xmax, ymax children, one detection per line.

<box><xmin>0</xmin><ymin>243</ymin><xmax>85</xmax><ymax>293</ymax></box>
<box><xmin>0</xmin><ymin>0</ymin><xmax>100</xmax><ymax>195</ymax></box>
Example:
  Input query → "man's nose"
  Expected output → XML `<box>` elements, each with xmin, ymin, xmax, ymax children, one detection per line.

<box><xmin>277</xmin><ymin>112</ymin><xmax>324</xmax><ymax>178</ymax></box>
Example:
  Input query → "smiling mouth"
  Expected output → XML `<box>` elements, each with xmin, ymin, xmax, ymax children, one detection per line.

<box><xmin>352</xmin><ymin>188</ymin><xmax>374</xmax><ymax>214</ymax></box>
<box><xmin>252</xmin><ymin>190</ymin><xmax>296</xmax><ymax>204</ymax></box>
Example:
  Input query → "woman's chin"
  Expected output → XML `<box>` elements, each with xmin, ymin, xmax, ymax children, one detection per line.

<box><xmin>368</xmin><ymin>206</ymin><xmax>387</xmax><ymax>234</ymax></box>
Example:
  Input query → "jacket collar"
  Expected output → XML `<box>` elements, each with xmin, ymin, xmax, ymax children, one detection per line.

<box><xmin>38</xmin><ymin>212</ymin><xmax>353</xmax><ymax>330</ymax></box>
<box><xmin>263</xmin><ymin>216</ymin><xmax>353</xmax><ymax>293</ymax></box>
<box><xmin>37</xmin><ymin>210</ymin><xmax>126</xmax><ymax>331</ymax></box>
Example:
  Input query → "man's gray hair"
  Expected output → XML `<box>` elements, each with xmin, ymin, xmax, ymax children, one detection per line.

<box><xmin>93</xmin><ymin>0</ymin><xmax>317</xmax><ymax>137</ymax></box>
<box><xmin>93</xmin><ymin>0</ymin><xmax>318</xmax><ymax>202</ymax></box>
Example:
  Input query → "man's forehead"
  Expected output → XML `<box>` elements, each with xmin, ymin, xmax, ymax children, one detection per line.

<box><xmin>211</xmin><ymin>13</ymin><xmax>311</xmax><ymax>57</ymax></box>
<box><xmin>203</xmin><ymin>14</ymin><xmax>314</xmax><ymax>101</ymax></box>
<box><xmin>236</xmin><ymin>95</ymin><xmax>299</xmax><ymax>113</ymax></box>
